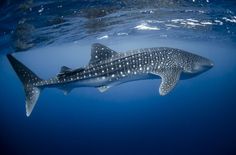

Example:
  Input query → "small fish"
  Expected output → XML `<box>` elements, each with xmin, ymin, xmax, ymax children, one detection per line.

<box><xmin>7</xmin><ymin>43</ymin><xmax>213</xmax><ymax>116</ymax></box>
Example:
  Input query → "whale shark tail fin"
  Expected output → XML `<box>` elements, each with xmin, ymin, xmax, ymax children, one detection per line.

<box><xmin>7</xmin><ymin>54</ymin><xmax>43</xmax><ymax>117</ymax></box>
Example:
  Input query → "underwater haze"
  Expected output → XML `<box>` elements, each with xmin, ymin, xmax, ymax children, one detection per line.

<box><xmin>0</xmin><ymin>0</ymin><xmax>236</xmax><ymax>154</ymax></box>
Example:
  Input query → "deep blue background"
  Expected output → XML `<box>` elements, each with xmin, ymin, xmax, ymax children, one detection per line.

<box><xmin>1</xmin><ymin>40</ymin><xmax>236</xmax><ymax>155</ymax></box>
<box><xmin>1</xmin><ymin>0</ymin><xmax>236</xmax><ymax>154</ymax></box>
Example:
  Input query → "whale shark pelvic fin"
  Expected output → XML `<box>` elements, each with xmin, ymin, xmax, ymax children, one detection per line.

<box><xmin>97</xmin><ymin>85</ymin><xmax>111</xmax><ymax>93</ymax></box>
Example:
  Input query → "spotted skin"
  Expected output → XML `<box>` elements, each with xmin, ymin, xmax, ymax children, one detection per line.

<box><xmin>7</xmin><ymin>43</ymin><xmax>213</xmax><ymax>116</ymax></box>
<box><xmin>38</xmin><ymin>47</ymin><xmax>184</xmax><ymax>88</ymax></box>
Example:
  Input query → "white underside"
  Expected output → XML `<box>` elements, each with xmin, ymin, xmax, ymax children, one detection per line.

<box><xmin>60</xmin><ymin>73</ymin><xmax>160</xmax><ymax>91</ymax></box>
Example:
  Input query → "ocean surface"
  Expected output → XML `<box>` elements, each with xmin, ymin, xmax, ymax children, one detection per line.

<box><xmin>0</xmin><ymin>0</ymin><xmax>236</xmax><ymax>154</ymax></box>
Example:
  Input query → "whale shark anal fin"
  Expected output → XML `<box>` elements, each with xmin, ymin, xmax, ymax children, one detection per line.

<box><xmin>58</xmin><ymin>87</ymin><xmax>73</xmax><ymax>95</ymax></box>
<box><xmin>152</xmin><ymin>68</ymin><xmax>181</xmax><ymax>96</ymax></box>
<box><xmin>89</xmin><ymin>43</ymin><xmax>118</xmax><ymax>65</ymax></box>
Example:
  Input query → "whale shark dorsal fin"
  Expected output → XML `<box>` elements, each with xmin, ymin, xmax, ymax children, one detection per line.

<box><xmin>89</xmin><ymin>43</ymin><xmax>118</xmax><ymax>65</ymax></box>
<box><xmin>155</xmin><ymin>68</ymin><xmax>182</xmax><ymax>96</ymax></box>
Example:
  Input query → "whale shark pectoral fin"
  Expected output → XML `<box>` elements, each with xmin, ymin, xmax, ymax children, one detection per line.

<box><xmin>158</xmin><ymin>68</ymin><xmax>182</xmax><ymax>96</ymax></box>
<box><xmin>97</xmin><ymin>85</ymin><xmax>111</xmax><ymax>93</ymax></box>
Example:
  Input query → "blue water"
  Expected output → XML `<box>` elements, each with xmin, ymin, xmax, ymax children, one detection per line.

<box><xmin>1</xmin><ymin>0</ymin><xmax>236</xmax><ymax>155</ymax></box>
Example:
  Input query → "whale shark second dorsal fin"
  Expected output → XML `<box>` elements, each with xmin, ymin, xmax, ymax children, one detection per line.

<box><xmin>57</xmin><ymin>66</ymin><xmax>73</xmax><ymax>77</ymax></box>
<box><xmin>60</xmin><ymin>66</ymin><xmax>72</xmax><ymax>74</ymax></box>
<box><xmin>57</xmin><ymin>66</ymin><xmax>85</xmax><ymax>77</ymax></box>
<box><xmin>89</xmin><ymin>43</ymin><xmax>118</xmax><ymax>65</ymax></box>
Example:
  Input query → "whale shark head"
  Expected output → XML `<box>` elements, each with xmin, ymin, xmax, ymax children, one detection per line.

<box><xmin>180</xmin><ymin>52</ymin><xmax>214</xmax><ymax>78</ymax></box>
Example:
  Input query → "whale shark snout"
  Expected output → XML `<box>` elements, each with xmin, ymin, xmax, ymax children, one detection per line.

<box><xmin>196</xmin><ymin>58</ymin><xmax>214</xmax><ymax>73</ymax></box>
<box><xmin>180</xmin><ymin>55</ymin><xmax>213</xmax><ymax>80</ymax></box>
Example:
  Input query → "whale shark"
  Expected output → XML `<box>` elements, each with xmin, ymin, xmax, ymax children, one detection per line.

<box><xmin>7</xmin><ymin>43</ymin><xmax>213</xmax><ymax>116</ymax></box>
